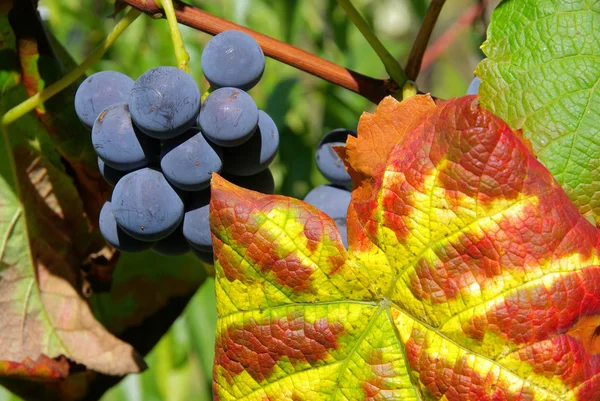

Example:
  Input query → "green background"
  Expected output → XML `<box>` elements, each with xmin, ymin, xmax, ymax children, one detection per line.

<box><xmin>0</xmin><ymin>0</ymin><xmax>486</xmax><ymax>399</ymax></box>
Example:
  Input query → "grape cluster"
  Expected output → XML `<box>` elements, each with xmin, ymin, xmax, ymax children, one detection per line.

<box><xmin>75</xmin><ymin>31</ymin><xmax>278</xmax><ymax>260</ymax></box>
<box><xmin>304</xmin><ymin>129</ymin><xmax>356</xmax><ymax>248</ymax></box>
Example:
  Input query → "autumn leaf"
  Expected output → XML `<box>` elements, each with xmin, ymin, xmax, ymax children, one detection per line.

<box><xmin>342</xmin><ymin>94</ymin><xmax>435</xmax><ymax>183</ymax></box>
<box><xmin>0</xmin><ymin>356</ymin><xmax>69</xmax><ymax>380</ymax></box>
<box><xmin>0</xmin><ymin>2</ymin><xmax>145</xmax><ymax>382</ymax></box>
<box><xmin>210</xmin><ymin>95</ymin><xmax>600</xmax><ymax>400</ymax></box>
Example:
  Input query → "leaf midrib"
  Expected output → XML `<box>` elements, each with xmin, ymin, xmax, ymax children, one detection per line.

<box><xmin>330</xmin><ymin>305</ymin><xmax>384</xmax><ymax>401</ymax></box>
<box><xmin>219</xmin><ymin>299</ymin><xmax>378</xmax><ymax>320</ymax></box>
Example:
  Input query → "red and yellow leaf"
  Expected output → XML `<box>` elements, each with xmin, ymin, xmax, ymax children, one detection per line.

<box><xmin>0</xmin><ymin>356</ymin><xmax>69</xmax><ymax>380</ymax></box>
<box><xmin>211</xmin><ymin>95</ymin><xmax>600</xmax><ymax>400</ymax></box>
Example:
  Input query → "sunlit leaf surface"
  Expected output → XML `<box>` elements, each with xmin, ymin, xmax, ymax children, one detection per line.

<box><xmin>211</xmin><ymin>95</ymin><xmax>600</xmax><ymax>400</ymax></box>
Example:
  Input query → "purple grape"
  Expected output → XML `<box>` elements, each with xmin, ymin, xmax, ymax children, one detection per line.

<box><xmin>467</xmin><ymin>76</ymin><xmax>481</xmax><ymax>95</ymax></box>
<box><xmin>97</xmin><ymin>158</ymin><xmax>130</xmax><ymax>187</ymax></box>
<box><xmin>198</xmin><ymin>87</ymin><xmax>258</xmax><ymax>147</ymax></box>
<box><xmin>160</xmin><ymin>130</ymin><xmax>223</xmax><ymax>191</ymax></box>
<box><xmin>222</xmin><ymin>110</ymin><xmax>279</xmax><ymax>176</ymax></box>
<box><xmin>92</xmin><ymin>102</ymin><xmax>160</xmax><ymax>171</ymax></box>
<box><xmin>315</xmin><ymin>129</ymin><xmax>356</xmax><ymax>186</ymax></box>
<box><xmin>129</xmin><ymin>66</ymin><xmax>201</xmax><ymax>139</ymax></box>
<box><xmin>75</xmin><ymin>71</ymin><xmax>134</xmax><ymax>129</ymax></box>
<box><xmin>99</xmin><ymin>201</ymin><xmax>154</xmax><ymax>252</ymax></box>
<box><xmin>201</xmin><ymin>30</ymin><xmax>265</xmax><ymax>91</ymax></box>
<box><xmin>182</xmin><ymin>191</ymin><xmax>212</xmax><ymax>252</ymax></box>
<box><xmin>111</xmin><ymin>168</ymin><xmax>184</xmax><ymax>241</ymax></box>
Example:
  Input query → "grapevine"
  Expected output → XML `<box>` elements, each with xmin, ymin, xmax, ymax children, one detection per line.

<box><xmin>2</xmin><ymin>1</ymin><xmax>600</xmax><ymax>401</ymax></box>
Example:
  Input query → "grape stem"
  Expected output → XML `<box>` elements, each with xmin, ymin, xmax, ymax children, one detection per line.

<box><xmin>120</xmin><ymin>0</ymin><xmax>396</xmax><ymax>104</ymax></box>
<box><xmin>1</xmin><ymin>7</ymin><xmax>142</xmax><ymax>127</ymax></box>
<box><xmin>335</xmin><ymin>0</ymin><xmax>407</xmax><ymax>93</ymax></box>
<box><xmin>154</xmin><ymin>0</ymin><xmax>190</xmax><ymax>72</ymax></box>
<box><xmin>405</xmin><ymin>0</ymin><xmax>446</xmax><ymax>81</ymax></box>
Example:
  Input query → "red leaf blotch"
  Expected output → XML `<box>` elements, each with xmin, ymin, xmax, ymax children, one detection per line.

<box><xmin>215</xmin><ymin>314</ymin><xmax>344</xmax><ymax>383</ymax></box>
<box><xmin>471</xmin><ymin>268</ymin><xmax>600</xmax><ymax>345</ymax></box>
<box><xmin>0</xmin><ymin>355</ymin><xmax>69</xmax><ymax>379</ymax></box>
<box><xmin>516</xmin><ymin>335</ymin><xmax>600</xmax><ymax>391</ymax></box>
<box><xmin>405</xmin><ymin>331</ymin><xmax>536</xmax><ymax>401</ymax></box>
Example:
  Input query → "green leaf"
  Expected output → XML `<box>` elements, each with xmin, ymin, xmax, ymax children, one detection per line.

<box><xmin>476</xmin><ymin>0</ymin><xmax>600</xmax><ymax>223</ymax></box>
<box><xmin>211</xmin><ymin>95</ymin><xmax>600</xmax><ymax>400</ymax></box>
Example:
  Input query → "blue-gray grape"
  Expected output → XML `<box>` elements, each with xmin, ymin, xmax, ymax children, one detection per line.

<box><xmin>198</xmin><ymin>88</ymin><xmax>258</xmax><ymax>147</ymax></box>
<box><xmin>223</xmin><ymin>168</ymin><xmax>275</xmax><ymax>194</ymax></box>
<box><xmin>97</xmin><ymin>158</ymin><xmax>130</xmax><ymax>187</ymax></box>
<box><xmin>304</xmin><ymin>184</ymin><xmax>351</xmax><ymax>219</ymax></box>
<box><xmin>467</xmin><ymin>76</ymin><xmax>481</xmax><ymax>95</ymax></box>
<box><xmin>129</xmin><ymin>66</ymin><xmax>201</xmax><ymax>139</ymax></box>
<box><xmin>222</xmin><ymin>110</ymin><xmax>279</xmax><ymax>176</ymax></box>
<box><xmin>99</xmin><ymin>201</ymin><xmax>154</xmax><ymax>252</ymax></box>
<box><xmin>160</xmin><ymin>130</ymin><xmax>223</xmax><ymax>191</ymax></box>
<box><xmin>75</xmin><ymin>71</ymin><xmax>134</xmax><ymax>129</ymax></box>
<box><xmin>112</xmin><ymin>168</ymin><xmax>184</xmax><ymax>241</ymax></box>
<box><xmin>303</xmin><ymin>184</ymin><xmax>351</xmax><ymax>248</ymax></box>
<box><xmin>201</xmin><ymin>31</ymin><xmax>265</xmax><ymax>91</ymax></box>
<box><xmin>92</xmin><ymin>102</ymin><xmax>160</xmax><ymax>171</ymax></box>
<box><xmin>182</xmin><ymin>191</ymin><xmax>212</xmax><ymax>252</ymax></box>
<box><xmin>152</xmin><ymin>224</ymin><xmax>190</xmax><ymax>256</ymax></box>
<box><xmin>315</xmin><ymin>129</ymin><xmax>356</xmax><ymax>186</ymax></box>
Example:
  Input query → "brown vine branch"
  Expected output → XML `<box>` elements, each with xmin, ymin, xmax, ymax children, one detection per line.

<box><xmin>405</xmin><ymin>0</ymin><xmax>446</xmax><ymax>81</ymax></box>
<box><xmin>121</xmin><ymin>0</ymin><xmax>395</xmax><ymax>103</ymax></box>
<box><xmin>420</xmin><ymin>4</ymin><xmax>482</xmax><ymax>71</ymax></box>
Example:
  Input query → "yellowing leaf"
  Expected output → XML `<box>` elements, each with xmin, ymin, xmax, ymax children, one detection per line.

<box><xmin>211</xmin><ymin>95</ymin><xmax>600</xmax><ymax>400</ymax></box>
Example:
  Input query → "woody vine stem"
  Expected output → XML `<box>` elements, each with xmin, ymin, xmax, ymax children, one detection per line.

<box><xmin>3</xmin><ymin>0</ymin><xmax>447</xmax><ymax>126</ymax></box>
<box><xmin>122</xmin><ymin>0</ymin><xmax>400</xmax><ymax>102</ymax></box>
<box><xmin>122</xmin><ymin>0</ymin><xmax>447</xmax><ymax>99</ymax></box>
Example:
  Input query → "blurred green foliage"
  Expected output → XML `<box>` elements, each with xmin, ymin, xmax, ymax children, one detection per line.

<box><xmin>0</xmin><ymin>0</ymin><xmax>484</xmax><ymax>399</ymax></box>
